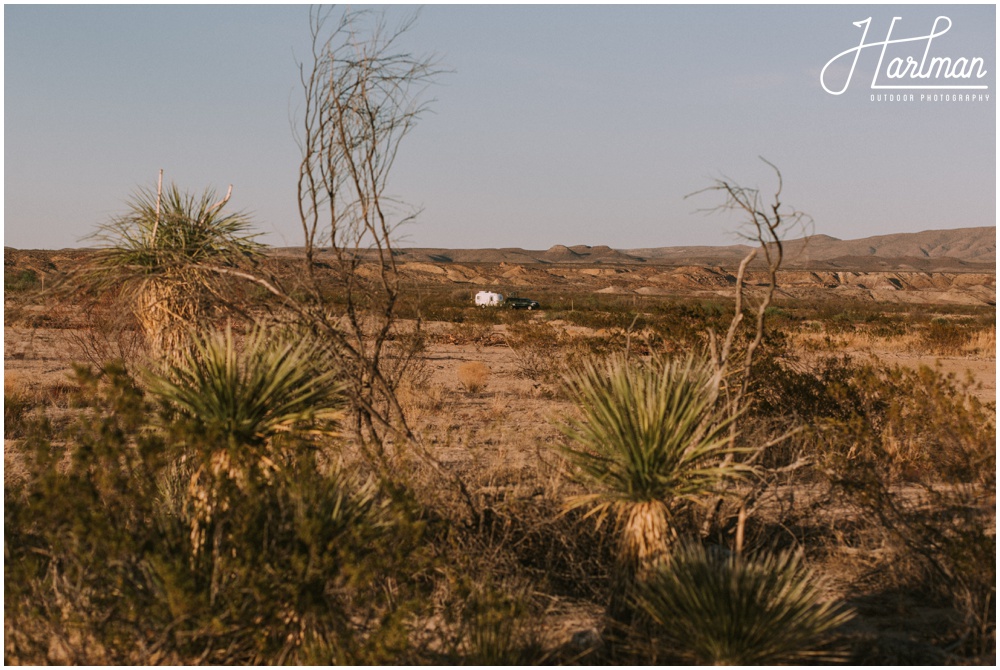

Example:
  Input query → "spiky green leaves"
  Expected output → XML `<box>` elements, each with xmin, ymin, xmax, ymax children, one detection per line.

<box><xmin>89</xmin><ymin>181</ymin><xmax>261</xmax><ymax>362</ymax></box>
<box><xmin>558</xmin><ymin>353</ymin><xmax>750</xmax><ymax>528</ymax></box>
<box><xmin>635</xmin><ymin>542</ymin><xmax>854</xmax><ymax>664</ymax></box>
<box><xmin>147</xmin><ymin>325</ymin><xmax>345</xmax><ymax>449</ymax></box>
<box><xmin>95</xmin><ymin>183</ymin><xmax>260</xmax><ymax>275</ymax></box>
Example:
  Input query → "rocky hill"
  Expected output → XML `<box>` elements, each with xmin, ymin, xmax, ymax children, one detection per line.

<box><xmin>380</xmin><ymin>226</ymin><xmax>996</xmax><ymax>271</ymax></box>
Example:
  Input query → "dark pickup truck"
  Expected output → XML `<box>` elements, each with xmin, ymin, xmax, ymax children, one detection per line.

<box><xmin>506</xmin><ymin>297</ymin><xmax>540</xmax><ymax>310</ymax></box>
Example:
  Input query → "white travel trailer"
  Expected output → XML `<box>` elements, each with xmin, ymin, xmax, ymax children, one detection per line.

<box><xmin>474</xmin><ymin>290</ymin><xmax>504</xmax><ymax>307</ymax></box>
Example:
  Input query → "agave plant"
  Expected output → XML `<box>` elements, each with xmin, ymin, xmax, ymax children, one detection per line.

<box><xmin>92</xmin><ymin>180</ymin><xmax>260</xmax><ymax>362</ymax></box>
<box><xmin>635</xmin><ymin>541</ymin><xmax>854</xmax><ymax>664</ymax></box>
<box><xmin>146</xmin><ymin>324</ymin><xmax>345</xmax><ymax>554</ymax></box>
<box><xmin>558</xmin><ymin>353</ymin><xmax>750</xmax><ymax>583</ymax></box>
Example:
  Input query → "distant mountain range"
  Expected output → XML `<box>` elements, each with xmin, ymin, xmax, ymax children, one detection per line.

<box><xmin>365</xmin><ymin>226</ymin><xmax>995</xmax><ymax>271</ymax></box>
<box><xmin>8</xmin><ymin>226</ymin><xmax>996</xmax><ymax>275</ymax></box>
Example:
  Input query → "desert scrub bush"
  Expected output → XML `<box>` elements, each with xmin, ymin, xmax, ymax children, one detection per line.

<box><xmin>749</xmin><ymin>349</ymin><xmax>994</xmax><ymax>478</ymax></box>
<box><xmin>633</xmin><ymin>542</ymin><xmax>853</xmax><ymax>664</ymax></box>
<box><xmin>4</xmin><ymin>268</ymin><xmax>42</xmax><ymax>293</ymax></box>
<box><xmin>457</xmin><ymin>361</ymin><xmax>490</xmax><ymax>393</ymax></box>
<box><xmin>771</xmin><ymin>356</ymin><xmax>997</xmax><ymax>658</ymax></box>
<box><xmin>555</xmin><ymin>353</ymin><xmax>750</xmax><ymax>620</ymax></box>
<box><xmin>68</xmin><ymin>288</ymin><xmax>145</xmax><ymax>371</ymax></box>
<box><xmin>812</xmin><ymin>362</ymin><xmax>993</xmax><ymax>483</ymax></box>
<box><xmin>379</xmin><ymin>325</ymin><xmax>432</xmax><ymax>392</ymax></box>
<box><xmin>4</xmin><ymin>362</ymin><xmax>436</xmax><ymax>664</ymax></box>
<box><xmin>87</xmin><ymin>180</ymin><xmax>260</xmax><ymax>362</ymax></box>
<box><xmin>449</xmin><ymin>580</ymin><xmax>543</xmax><ymax>664</ymax></box>
<box><xmin>481</xmin><ymin>494</ymin><xmax>616</xmax><ymax>601</ymax></box>
<box><xmin>920</xmin><ymin>317</ymin><xmax>972</xmax><ymax>354</ymax></box>
<box><xmin>504</xmin><ymin>319</ymin><xmax>563</xmax><ymax>381</ymax></box>
<box><xmin>865</xmin><ymin>482</ymin><xmax>997</xmax><ymax>659</ymax></box>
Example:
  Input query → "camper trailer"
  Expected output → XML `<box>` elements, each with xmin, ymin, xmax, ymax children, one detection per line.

<box><xmin>474</xmin><ymin>290</ymin><xmax>503</xmax><ymax>307</ymax></box>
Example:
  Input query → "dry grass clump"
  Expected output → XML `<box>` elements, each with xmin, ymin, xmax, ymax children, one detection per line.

<box><xmin>458</xmin><ymin>361</ymin><xmax>491</xmax><ymax>393</ymax></box>
<box><xmin>786</xmin><ymin>316</ymin><xmax>995</xmax><ymax>359</ymax></box>
<box><xmin>4</xmin><ymin>373</ymin><xmax>35</xmax><ymax>440</ymax></box>
<box><xmin>961</xmin><ymin>325</ymin><xmax>996</xmax><ymax>358</ymax></box>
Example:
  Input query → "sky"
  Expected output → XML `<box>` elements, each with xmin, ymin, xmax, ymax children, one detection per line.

<box><xmin>4</xmin><ymin>3</ymin><xmax>996</xmax><ymax>250</ymax></box>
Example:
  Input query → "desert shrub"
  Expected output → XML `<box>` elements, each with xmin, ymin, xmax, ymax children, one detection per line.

<box><xmin>759</xmin><ymin>355</ymin><xmax>997</xmax><ymax>658</ymax></box>
<box><xmin>438</xmin><ymin>321</ymin><xmax>496</xmax><ymax>346</ymax></box>
<box><xmin>920</xmin><ymin>317</ymin><xmax>971</xmax><ymax>354</ymax></box>
<box><xmin>5</xmin><ymin>268</ymin><xmax>42</xmax><ymax>293</ymax></box>
<box><xmin>486</xmin><ymin>496</ymin><xmax>616</xmax><ymax>601</ymax></box>
<box><xmin>750</xmin><ymin>350</ymin><xmax>993</xmax><ymax>478</ymax></box>
<box><xmin>725</xmin><ymin>345</ymin><xmax>995</xmax><ymax>660</ymax></box>
<box><xmin>4</xmin><ymin>362</ymin><xmax>436</xmax><ymax>665</ymax></box>
<box><xmin>812</xmin><ymin>362</ymin><xmax>992</xmax><ymax>483</ymax></box>
<box><xmin>68</xmin><ymin>289</ymin><xmax>145</xmax><ymax>371</ymax></box>
<box><xmin>380</xmin><ymin>326</ymin><xmax>431</xmax><ymax>391</ymax></box>
<box><xmin>451</xmin><ymin>580</ymin><xmax>541</xmax><ymax>665</ymax></box>
<box><xmin>864</xmin><ymin>482</ymin><xmax>996</xmax><ymax>659</ymax></box>
<box><xmin>457</xmin><ymin>361</ymin><xmax>490</xmax><ymax>393</ymax></box>
<box><xmin>633</xmin><ymin>542</ymin><xmax>853</xmax><ymax>664</ymax></box>
<box><xmin>504</xmin><ymin>319</ymin><xmax>563</xmax><ymax>381</ymax></box>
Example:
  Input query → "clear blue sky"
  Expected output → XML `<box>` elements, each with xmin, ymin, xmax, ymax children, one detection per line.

<box><xmin>4</xmin><ymin>4</ymin><xmax>996</xmax><ymax>250</ymax></box>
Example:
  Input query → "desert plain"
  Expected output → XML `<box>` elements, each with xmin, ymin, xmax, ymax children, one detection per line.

<box><xmin>4</xmin><ymin>225</ymin><xmax>996</xmax><ymax>664</ymax></box>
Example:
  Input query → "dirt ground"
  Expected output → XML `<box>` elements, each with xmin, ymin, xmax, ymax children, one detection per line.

<box><xmin>5</xmin><ymin>314</ymin><xmax>995</xmax><ymax>480</ymax></box>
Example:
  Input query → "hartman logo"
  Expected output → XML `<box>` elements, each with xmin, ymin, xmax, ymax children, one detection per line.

<box><xmin>821</xmin><ymin>16</ymin><xmax>990</xmax><ymax>96</ymax></box>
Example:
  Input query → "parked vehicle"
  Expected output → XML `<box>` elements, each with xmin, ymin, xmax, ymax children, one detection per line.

<box><xmin>475</xmin><ymin>290</ymin><xmax>504</xmax><ymax>307</ymax></box>
<box><xmin>506</xmin><ymin>297</ymin><xmax>541</xmax><ymax>310</ymax></box>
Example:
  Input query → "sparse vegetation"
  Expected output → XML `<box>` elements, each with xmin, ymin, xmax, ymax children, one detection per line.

<box><xmin>4</xmin><ymin>268</ymin><xmax>41</xmax><ymax>293</ymax></box>
<box><xmin>3</xmin><ymin>13</ymin><xmax>994</xmax><ymax>663</ymax></box>
<box><xmin>5</xmin><ymin>275</ymin><xmax>994</xmax><ymax>663</ymax></box>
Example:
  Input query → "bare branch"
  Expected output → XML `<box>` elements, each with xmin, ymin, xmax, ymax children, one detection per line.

<box><xmin>207</xmin><ymin>184</ymin><xmax>233</xmax><ymax>216</ymax></box>
<box><xmin>689</xmin><ymin>158</ymin><xmax>813</xmax><ymax>538</ymax></box>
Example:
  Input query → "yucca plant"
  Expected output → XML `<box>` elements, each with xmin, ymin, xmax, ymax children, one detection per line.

<box><xmin>634</xmin><ymin>541</ymin><xmax>854</xmax><ymax>664</ymax></box>
<box><xmin>92</xmin><ymin>180</ymin><xmax>260</xmax><ymax>362</ymax></box>
<box><xmin>557</xmin><ymin>353</ymin><xmax>751</xmax><ymax>606</ymax></box>
<box><xmin>146</xmin><ymin>323</ymin><xmax>345</xmax><ymax>554</ymax></box>
<box><xmin>147</xmin><ymin>324</ymin><xmax>344</xmax><ymax>449</ymax></box>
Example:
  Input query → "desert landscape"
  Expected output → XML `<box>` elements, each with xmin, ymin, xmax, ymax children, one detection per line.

<box><xmin>4</xmin><ymin>223</ymin><xmax>996</xmax><ymax>664</ymax></box>
<box><xmin>4</xmin><ymin>5</ymin><xmax>996</xmax><ymax>666</ymax></box>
